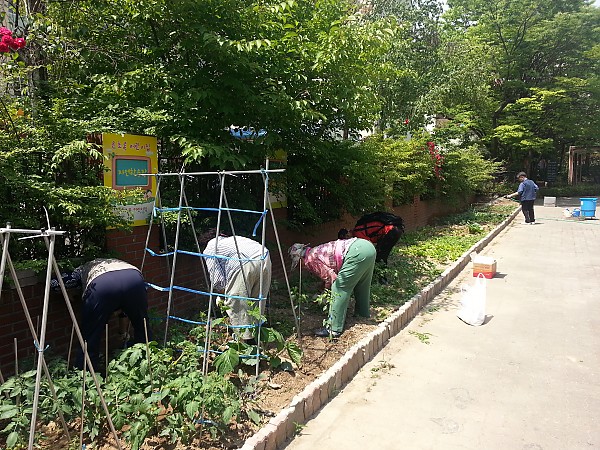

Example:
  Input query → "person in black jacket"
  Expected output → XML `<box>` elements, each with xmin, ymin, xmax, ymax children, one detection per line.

<box><xmin>52</xmin><ymin>258</ymin><xmax>150</xmax><ymax>370</ymax></box>
<box><xmin>342</xmin><ymin>212</ymin><xmax>405</xmax><ymax>265</ymax></box>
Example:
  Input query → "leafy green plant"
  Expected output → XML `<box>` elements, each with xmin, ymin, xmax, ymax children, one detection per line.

<box><xmin>0</xmin><ymin>371</ymin><xmax>36</xmax><ymax>449</ymax></box>
<box><xmin>467</xmin><ymin>222</ymin><xmax>483</xmax><ymax>234</ymax></box>
<box><xmin>212</xmin><ymin>326</ymin><xmax>303</xmax><ymax>375</ymax></box>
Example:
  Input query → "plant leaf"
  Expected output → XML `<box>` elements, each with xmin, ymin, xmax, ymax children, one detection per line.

<box><xmin>286</xmin><ymin>342</ymin><xmax>303</xmax><ymax>367</ymax></box>
<box><xmin>214</xmin><ymin>348</ymin><xmax>239</xmax><ymax>375</ymax></box>
<box><xmin>6</xmin><ymin>431</ymin><xmax>19</xmax><ymax>448</ymax></box>
<box><xmin>247</xmin><ymin>408</ymin><xmax>261</xmax><ymax>425</ymax></box>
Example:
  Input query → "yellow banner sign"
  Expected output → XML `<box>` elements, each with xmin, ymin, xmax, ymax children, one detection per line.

<box><xmin>102</xmin><ymin>133</ymin><xmax>158</xmax><ymax>226</ymax></box>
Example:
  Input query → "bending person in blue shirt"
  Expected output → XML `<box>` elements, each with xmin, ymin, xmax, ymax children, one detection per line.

<box><xmin>506</xmin><ymin>171</ymin><xmax>539</xmax><ymax>224</ymax></box>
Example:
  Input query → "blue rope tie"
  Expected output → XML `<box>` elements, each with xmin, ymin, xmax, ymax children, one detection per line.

<box><xmin>194</xmin><ymin>418</ymin><xmax>217</xmax><ymax>426</ymax></box>
<box><xmin>195</xmin><ymin>346</ymin><xmax>263</xmax><ymax>359</ymax></box>
<box><xmin>252</xmin><ymin>210</ymin><xmax>268</xmax><ymax>237</ymax></box>
<box><xmin>154</xmin><ymin>206</ymin><xmax>265</xmax><ymax>215</ymax></box>
<box><xmin>145</xmin><ymin>247</ymin><xmax>269</xmax><ymax>263</ymax></box>
<box><xmin>145</xmin><ymin>282</ymin><xmax>268</xmax><ymax>303</ymax></box>
<box><xmin>34</xmin><ymin>340</ymin><xmax>49</xmax><ymax>352</ymax></box>
<box><xmin>168</xmin><ymin>314</ymin><xmax>266</xmax><ymax>330</ymax></box>
<box><xmin>171</xmin><ymin>347</ymin><xmax>265</xmax><ymax>361</ymax></box>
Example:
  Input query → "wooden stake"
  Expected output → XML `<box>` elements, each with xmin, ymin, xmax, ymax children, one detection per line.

<box><xmin>80</xmin><ymin>342</ymin><xmax>87</xmax><ymax>450</ymax></box>
<box><xmin>14</xmin><ymin>338</ymin><xmax>20</xmax><ymax>407</ymax></box>
<box><xmin>67</xmin><ymin>324</ymin><xmax>74</xmax><ymax>369</ymax></box>
<box><xmin>13</xmin><ymin>338</ymin><xmax>18</xmax><ymax>376</ymax></box>
<box><xmin>0</xmin><ymin>368</ymin><xmax>5</xmax><ymax>400</ymax></box>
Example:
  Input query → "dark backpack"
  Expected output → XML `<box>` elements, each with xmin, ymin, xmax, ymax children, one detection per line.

<box><xmin>355</xmin><ymin>212</ymin><xmax>405</xmax><ymax>233</ymax></box>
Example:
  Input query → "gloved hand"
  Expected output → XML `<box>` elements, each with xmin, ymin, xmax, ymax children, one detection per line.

<box><xmin>119</xmin><ymin>332</ymin><xmax>130</xmax><ymax>344</ymax></box>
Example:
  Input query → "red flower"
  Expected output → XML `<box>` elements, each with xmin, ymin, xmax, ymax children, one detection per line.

<box><xmin>0</xmin><ymin>28</ymin><xmax>26</xmax><ymax>52</ymax></box>
<box><xmin>13</xmin><ymin>37</ymin><xmax>26</xmax><ymax>49</ymax></box>
<box><xmin>1</xmin><ymin>34</ymin><xmax>14</xmax><ymax>46</ymax></box>
<box><xmin>404</xmin><ymin>118</ymin><xmax>410</xmax><ymax>125</ymax></box>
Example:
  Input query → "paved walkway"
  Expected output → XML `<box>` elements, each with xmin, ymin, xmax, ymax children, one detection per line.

<box><xmin>283</xmin><ymin>202</ymin><xmax>600</xmax><ymax>450</ymax></box>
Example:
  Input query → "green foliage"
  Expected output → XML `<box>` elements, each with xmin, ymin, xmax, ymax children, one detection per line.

<box><xmin>0</xmin><ymin>340</ymin><xmax>245</xmax><ymax>449</ymax></box>
<box><xmin>360</xmin><ymin>133</ymin><xmax>432</xmax><ymax>206</ymax></box>
<box><xmin>0</xmin><ymin>105</ymin><xmax>131</xmax><ymax>262</ymax></box>
<box><xmin>369</xmin><ymin>201</ymin><xmax>514</xmax><ymax>310</ymax></box>
<box><xmin>443</xmin><ymin>0</ymin><xmax>600</xmax><ymax>168</ymax></box>
<box><xmin>0</xmin><ymin>371</ymin><xmax>36</xmax><ymax>449</ymax></box>
<box><xmin>211</xmin><ymin>325</ymin><xmax>303</xmax><ymax>375</ymax></box>
<box><xmin>286</xmin><ymin>138</ymin><xmax>387</xmax><ymax>226</ymax></box>
<box><xmin>0</xmin><ymin>322</ymin><xmax>303</xmax><ymax>447</ymax></box>
<box><xmin>437</xmin><ymin>144</ymin><xmax>501</xmax><ymax>199</ymax></box>
<box><xmin>214</xmin><ymin>348</ymin><xmax>240</xmax><ymax>376</ymax></box>
<box><xmin>1</xmin><ymin>0</ymin><xmax>538</xmax><ymax>238</ymax></box>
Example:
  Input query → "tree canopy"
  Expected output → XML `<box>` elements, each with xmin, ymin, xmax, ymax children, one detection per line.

<box><xmin>0</xmin><ymin>0</ymin><xmax>598</xmax><ymax>258</ymax></box>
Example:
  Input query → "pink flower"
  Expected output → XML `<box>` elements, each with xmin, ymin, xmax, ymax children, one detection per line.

<box><xmin>0</xmin><ymin>42</ymin><xmax>9</xmax><ymax>53</ymax></box>
<box><xmin>0</xmin><ymin>27</ymin><xmax>12</xmax><ymax>37</ymax></box>
<box><xmin>13</xmin><ymin>37</ymin><xmax>26</xmax><ymax>49</ymax></box>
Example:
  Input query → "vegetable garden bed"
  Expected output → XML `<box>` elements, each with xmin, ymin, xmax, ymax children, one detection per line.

<box><xmin>0</xmin><ymin>198</ymin><xmax>516</xmax><ymax>450</ymax></box>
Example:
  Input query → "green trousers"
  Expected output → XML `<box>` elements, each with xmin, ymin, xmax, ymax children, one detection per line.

<box><xmin>329</xmin><ymin>239</ymin><xmax>376</xmax><ymax>333</ymax></box>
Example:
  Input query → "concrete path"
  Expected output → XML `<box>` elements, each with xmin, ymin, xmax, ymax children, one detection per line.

<box><xmin>283</xmin><ymin>203</ymin><xmax>600</xmax><ymax>450</ymax></box>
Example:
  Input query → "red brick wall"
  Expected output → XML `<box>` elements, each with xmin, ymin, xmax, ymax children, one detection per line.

<box><xmin>0</xmin><ymin>195</ymin><xmax>469</xmax><ymax>377</ymax></box>
<box><xmin>0</xmin><ymin>284</ymin><xmax>78</xmax><ymax>378</ymax></box>
<box><xmin>266</xmin><ymin>195</ymin><xmax>472</xmax><ymax>280</ymax></box>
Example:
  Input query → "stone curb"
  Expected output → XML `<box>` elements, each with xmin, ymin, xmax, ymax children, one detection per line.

<box><xmin>238</xmin><ymin>205</ymin><xmax>521</xmax><ymax>450</ymax></box>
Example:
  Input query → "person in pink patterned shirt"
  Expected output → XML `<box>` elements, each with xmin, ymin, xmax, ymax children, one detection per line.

<box><xmin>289</xmin><ymin>237</ymin><xmax>376</xmax><ymax>338</ymax></box>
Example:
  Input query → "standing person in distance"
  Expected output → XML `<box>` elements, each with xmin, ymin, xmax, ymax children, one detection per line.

<box><xmin>506</xmin><ymin>171</ymin><xmax>539</xmax><ymax>224</ymax></box>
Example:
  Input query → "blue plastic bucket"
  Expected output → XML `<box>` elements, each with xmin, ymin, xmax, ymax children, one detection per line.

<box><xmin>580</xmin><ymin>198</ymin><xmax>598</xmax><ymax>218</ymax></box>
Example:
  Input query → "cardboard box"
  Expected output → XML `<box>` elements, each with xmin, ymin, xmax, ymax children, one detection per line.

<box><xmin>471</xmin><ymin>254</ymin><xmax>496</xmax><ymax>279</ymax></box>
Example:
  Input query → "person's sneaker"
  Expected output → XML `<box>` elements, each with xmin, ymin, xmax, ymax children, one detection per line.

<box><xmin>314</xmin><ymin>327</ymin><xmax>342</xmax><ymax>339</ymax></box>
<box><xmin>530</xmin><ymin>221</ymin><xmax>536</xmax><ymax>225</ymax></box>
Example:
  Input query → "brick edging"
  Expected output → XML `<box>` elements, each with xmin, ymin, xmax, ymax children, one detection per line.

<box><xmin>239</xmin><ymin>205</ymin><xmax>521</xmax><ymax>450</ymax></box>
